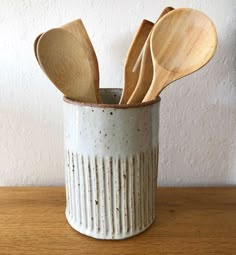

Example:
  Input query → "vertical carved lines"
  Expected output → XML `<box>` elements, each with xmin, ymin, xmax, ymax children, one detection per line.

<box><xmin>143</xmin><ymin>151</ymin><xmax>148</xmax><ymax>227</ymax></box>
<box><xmin>81</xmin><ymin>155</ymin><xmax>87</xmax><ymax>229</ymax></box>
<box><xmin>65</xmin><ymin>151</ymin><xmax>70</xmax><ymax>216</ymax></box>
<box><xmin>67</xmin><ymin>150</ymin><xmax>72</xmax><ymax>217</ymax></box>
<box><xmin>98</xmin><ymin>157</ymin><xmax>106</xmax><ymax>235</ymax></box>
<box><xmin>128</xmin><ymin>156</ymin><xmax>135</xmax><ymax>232</ymax></box>
<box><xmin>71</xmin><ymin>153</ymin><xmax>75</xmax><ymax>222</ymax></box>
<box><xmin>114</xmin><ymin>157</ymin><xmax>121</xmax><ymax>234</ymax></box>
<box><xmin>135</xmin><ymin>153</ymin><xmax>141</xmax><ymax>230</ymax></box>
<box><xmin>65</xmin><ymin>148</ymin><xmax>158</xmax><ymax>239</ymax></box>
<box><xmin>148</xmin><ymin>150</ymin><xmax>152</xmax><ymax>225</ymax></box>
<box><xmin>140</xmin><ymin>152</ymin><xmax>144</xmax><ymax>229</ymax></box>
<box><xmin>105</xmin><ymin>157</ymin><xmax>114</xmax><ymax>237</ymax></box>
<box><xmin>76</xmin><ymin>154</ymin><xmax>82</xmax><ymax>226</ymax></box>
<box><xmin>90</xmin><ymin>156</ymin><xmax>99</xmax><ymax>232</ymax></box>
<box><xmin>154</xmin><ymin>147</ymin><xmax>159</xmax><ymax>216</ymax></box>
<box><xmin>85</xmin><ymin>156</ymin><xmax>93</xmax><ymax>231</ymax></box>
<box><xmin>121</xmin><ymin>158</ymin><xmax>128</xmax><ymax>233</ymax></box>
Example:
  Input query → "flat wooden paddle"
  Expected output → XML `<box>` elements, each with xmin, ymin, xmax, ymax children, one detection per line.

<box><xmin>127</xmin><ymin>7</ymin><xmax>174</xmax><ymax>104</ymax></box>
<box><xmin>37</xmin><ymin>28</ymin><xmax>97</xmax><ymax>103</ymax></box>
<box><xmin>119</xmin><ymin>19</ymin><xmax>154</xmax><ymax>104</ymax></box>
<box><xmin>34</xmin><ymin>19</ymin><xmax>101</xmax><ymax>103</ymax></box>
<box><xmin>143</xmin><ymin>8</ymin><xmax>217</xmax><ymax>102</ymax></box>
<box><xmin>61</xmin><ymin>19</ymin><xmax>101</xmax><ymax>103</ymax></box>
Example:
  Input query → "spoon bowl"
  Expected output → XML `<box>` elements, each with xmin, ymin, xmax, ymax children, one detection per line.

<box><xmin>143</xmin><ymin>8</ymin><xmax>217</xmax><ymax>102</ymax></box>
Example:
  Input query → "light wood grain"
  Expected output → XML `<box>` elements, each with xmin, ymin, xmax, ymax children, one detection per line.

<box><xmin>119</xmin><ymin>20</ymin><xmax>154</xmax><ymax>104</ymax></box>
<box><xmin>0</xmin><ymin>187</ymin><xmax>235</xmax><ymax>255</ymax></box>
<box><xmin>143</xmin><ymin>8</ymin><xmax>218</xmax><ymax>102</ymax></box>
<box><xmin>34</xmin><ymin>21</ymin><xmax>100</xmax><ymax>99</ymax></box>
<box><xmin>37</xmin><ymin>28</ymin><xmax>97</xmax><ymax>103</ymax></box>
<box><xmin>61</xmin><ymin>19</ymin><xmax>101</xmax><ymax>103</ymax></box>
<box><xmin>127</xmin><ymin>7</ymin><xmax>174</xmax><ymax>104</ymax></box>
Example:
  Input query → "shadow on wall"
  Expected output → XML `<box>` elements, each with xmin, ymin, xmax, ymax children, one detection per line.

<box><xmin>158</xmin><ymin>6</ymin><xmax>236</xmax><ymax>186</ymax></box>
<box><xmin>196</xmin><ymin>6</ymin><xmax>236</xmax><ymax>186</ymax></box>
<box><xmin>218</xmin><ymin>7</ymin><xmax>236</xmax><ymax>184</ymax></box>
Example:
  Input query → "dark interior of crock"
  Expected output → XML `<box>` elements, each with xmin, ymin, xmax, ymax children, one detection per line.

<box><xmin>99</xmin><ymin>88</ymin><xmax>122</xmax><ymax>104</ymax></box>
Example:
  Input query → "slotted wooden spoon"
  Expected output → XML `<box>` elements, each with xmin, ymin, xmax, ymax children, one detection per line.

<box><xmin>127</xmin><ymin>7</ymin><xmax>174</xmax><ymax>104</ymax></box>
<box><xmin>37</xmin><ymin>28</ymin><xmax>97</xmax><ymax>103</ymax></box>
<box><xmin>143</xmin><ymin>8</ymin><xmax>217</xmax><ymax>102</ymax></box>
<box><xmin>119</xmin><ymin>19</ymin><xmax>154</xmax><ymax>104</ymax></box>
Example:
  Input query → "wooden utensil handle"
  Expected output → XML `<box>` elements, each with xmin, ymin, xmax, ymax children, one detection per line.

<box><xmin>142</xmin><ymin>65</ymin><xmax>173</xmax><ymax>102</ymax></box>
<box><xmin>132</xmin><ymin>7</ymin><xmax>174</xmax><ymax>74</ymax></box>
<box><xmin>127</xmin><ymin>7</ymin><xmax>175</xmax><ymax>104</ymax></box>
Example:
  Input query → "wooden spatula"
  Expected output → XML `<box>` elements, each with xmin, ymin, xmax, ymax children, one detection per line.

<box><xmin>37</xmin><ymin>28</ymin><xmax>98</xmax><ymax>103</ymax></box>
<box><xmin>127</xmin><ymin>7</ymin><xmax>174</xmax><ymax>104</ymax></box>
<box><xmin>119</xmin><ymin>19</ymin><xmax>154</xmax><ymax>104</ymax></box>
<box><xmin>34</xmin><ymin>19</ymin><xmax>101</xmax><ymax>102</ymax></box>
<box><xmin>61</xmin><ymin>19</ymin><xmax>101</xmax><ymax>103</ymax></box>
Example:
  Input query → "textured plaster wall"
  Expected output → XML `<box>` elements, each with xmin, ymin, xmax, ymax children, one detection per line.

<box><xmin>0</xmin><ymin>0</ymin><xmax>235</xmax><ymax>186</ymax></box>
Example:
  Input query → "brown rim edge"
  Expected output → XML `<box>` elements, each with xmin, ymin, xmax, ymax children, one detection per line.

<box><xmin>63</xmin><ymin>89</ymin><xmax>161</xmax><ymax>109</ymax></box>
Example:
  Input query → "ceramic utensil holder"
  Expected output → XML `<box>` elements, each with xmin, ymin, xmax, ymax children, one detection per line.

<box><xmin>63</xmin><ymin>89</ymin><xmax>160</xmax><ymax>240</ymax></box>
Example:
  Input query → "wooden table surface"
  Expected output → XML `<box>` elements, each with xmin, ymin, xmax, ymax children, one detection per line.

<box><xmin>0</xmin><ymin>187</ymin><xmax>235</xmax><ymax>255</ymax></box>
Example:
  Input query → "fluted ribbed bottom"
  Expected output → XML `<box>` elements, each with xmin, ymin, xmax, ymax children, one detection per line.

<box><xmin>65</xmin><ymin>147</ymin><xmax>158</xmax><ymax>240</ymax></box>
<box><xmin>66</xmin><ymin>209</ymin><xmax>156</xmax><ymax>240</ymax></box>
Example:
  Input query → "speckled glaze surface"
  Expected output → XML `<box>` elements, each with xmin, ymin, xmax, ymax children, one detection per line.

<box><xmin>63</xmin><ymin>89</ymin><xmax>160</xmax><ymax>240</ymax></box>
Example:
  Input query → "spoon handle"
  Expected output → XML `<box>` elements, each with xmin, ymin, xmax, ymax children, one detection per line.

<box><xmin>142</xmin><ymin>65</ymin><xmax>173</xmax><ymax>102</ymax></box>
<box><xmin>127</xmin><ymin>7</ymin><xmax>174</xmax><ymax>104</ymax></box>
<box><xmin>119</xmin><ymin>20</ymin><xmax>154</xmax><ymax>104</ymax></box>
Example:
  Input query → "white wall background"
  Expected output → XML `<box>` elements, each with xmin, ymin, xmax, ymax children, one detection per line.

<box><xmin>0</xmin><ymin>0</ymin><xmax>235</xmax><ymax>186</ymax></box>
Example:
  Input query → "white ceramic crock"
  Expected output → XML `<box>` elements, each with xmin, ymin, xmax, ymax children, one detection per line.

<box><xmin>63</xmin><ymin>89</ymin><xmax>160</xmax><ymax>240</ymax></box>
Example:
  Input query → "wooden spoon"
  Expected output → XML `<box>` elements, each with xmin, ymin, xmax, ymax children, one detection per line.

<box><xmin>143</xmin><ymin>8</ymin><xmax>217</xmax><ymax>102</ymax></box>
<box><xmin>127</xmin><ymin>7</ymin><xmax>174</xmax><ymax>104</ymax></box>
<box><xmin>119</xmin><ymin>19</ymin><xmax>154</xmax><ymax>104</ymax></box>
<box><xmin>37</xmin><ymin>28</ymin><xmax>97</xmax><ymax>103</ymax></box>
